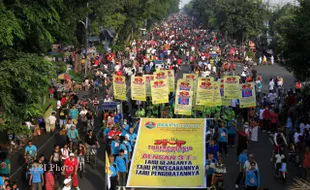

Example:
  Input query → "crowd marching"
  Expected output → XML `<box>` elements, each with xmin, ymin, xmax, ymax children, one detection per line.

<box><xmin>0</xmin><ymin>13</ymin><xmax>309</xmax><ymax>190</ymax></box>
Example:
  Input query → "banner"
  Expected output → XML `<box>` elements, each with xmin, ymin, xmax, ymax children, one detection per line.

<box><xmin>220</xmin><ymin>79</ymin><xmax>232</xmax><ymax>106</ymax></box>
<box><xmin>196</xmin><ymin>79</ymin><xmax>213</xmax><ymax>106</ymax></box>
<box><xmin>127</xmin><ymin>118</ymin><xmax>206</xmax><ymax>188</ymax></box>
<box><xmin>223</xmin><ymin>76</ymin><xmax>240</xmax><ymax>99</ymax></box>
<box><xmin>168</xmin><ymin>70</ymin><xmax>175</xmax><ymax>93</ymax></box>
<box><xmin>212</xmin><ymin>82</ymin><xmax>222</xmax><ymax>107</ymax></box>
<box><xmin>154</xmin><ymin>70</ymin><xmax>168</xmax><ymax>81</ymax></box>
<box><xmin>176</xmin><ymin>79</ymin><xmax>194</xmax><ymax>91</ymax></box>
<box><xmin>151</xmin><ymin>79</ymin><xmax>169</xmax><ymax>104</ymax></box>
<box><xmin>113</xmin><ymin>75</ymin><xmax>126</xmax><ymax>101</ymax></box>
<box><xmin>144</xmin><ymin>75</ymin><xmax>154</xmax><ymax>97</ymax></box>
<box><xmin>239</xmin><ymin>82</ymin><xmax>256</xmax><ymax>108</ymax></box>
<box><xmin>174</xmin><ymin>91</ymin><xmax>193</xmax><ymax>115</ymax></box>
<box><xmin>199</xmin><ymin>77</ymin><xmax>214</xmax><ymax>82</ymax></box>
<box><xmin>183</xmin><ymin>73</ymin><xmax>198</xmax><ymax>82</ymax></box>
<box><xmin>131</xmin><ymin>76</ymin><xmax>146</xmax><ymax>101</ymax></box>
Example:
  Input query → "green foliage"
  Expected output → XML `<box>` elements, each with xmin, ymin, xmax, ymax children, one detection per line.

<box><xmin>246</xmin><ymin>50</ymin><xmax>256</xmax><ymax>60</ymax></box>
<box><xmin>187</xmin><ymin>0</ymin><xmax>269</xmax><ymax>43</ymax></box>
<box><xmin>271</xmin><ymin>0</ymin><xmax>310</xmax><ymax>81</ymax></box>
<box><xmin>69</xmin><ymin>70</ymin><xmax>83</xmax><ymax>83</ymax></box>
<box><xmin>54</xmin><ymin>61</ymin><xmax>67</xmax><ymax>74</ymax></box>
<box><xmin>0</xmin><ymin>50</ymin><xmax>55</xmax><ymax>133</ymax></box>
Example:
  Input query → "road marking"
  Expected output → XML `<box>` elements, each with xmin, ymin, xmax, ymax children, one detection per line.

<box><xmin>11</xmin><ymin>128</ymin><xmax>62</xmax><ymax>178</ymax></box>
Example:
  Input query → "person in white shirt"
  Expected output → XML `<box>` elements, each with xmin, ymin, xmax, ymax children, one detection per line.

<box><xmin>269</xmin><ymin>78</ymin><xmax>275</xmax><ymax>92</ymax></box>
<box><xmin>79</xmin><ymin>107</ymin><xmax>88</xmax><ymax>125</ymax></box>
<box><xmin>299</xmin><ymin>121</ymin><xmax>306</xmax><ymax>134</ymax></box>
<box><xmin>47</xmin><ymin>112</ymin><xmax>57</xmax><ymax>134</ymax></box>
<box><xmin>294</xmin><ymin>128</ymin><xmax>302</xmax><ymax>144</ymax></box>
<box><xmin>268</xmin><ymin>91</ymin><xmax>277</xmax><ymax>104</ymax></box>
<box><xmin>201</xmin><ymin>69</ymin><xmax>211</xmax><ymax>77</ymax></box>
<box><xmin>62</xmin><ymin>178</ymin><xmax>72</xmax><ymax>190</ymax></box>
<box><xmin>57</xmin><ymin>99</ymin><xmax>61</xmax><ymax>109</ymax></box>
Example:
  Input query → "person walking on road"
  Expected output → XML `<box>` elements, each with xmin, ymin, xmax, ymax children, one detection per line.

<box><xmin>245</xmin><ymin>162</ymin><xmax>260</xmax><ymax>190</ymax></box>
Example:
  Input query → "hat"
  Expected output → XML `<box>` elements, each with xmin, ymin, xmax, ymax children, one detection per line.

<box><xmin>249</xmin><ymin>154</ymin><xmax>254</xmax><ymax>158</ymax></box>
<box><xmin>125</xmin><ymin>134</ymin><xmax>130</xmax><ymax>139</ymax></box>
<box><xmin>64</xmin><ymin>178</ymin><xmax>72</xmax><ymax>185</ymax></box>
<box><xmin>244</xmin><ymin>122</ymin><xmax>249</xmax><ymax>125</ymax></box>
<box><xmin>69</xmin><ymin>153</ymin><xmax>75</xmax><ymax>157</ymax></box>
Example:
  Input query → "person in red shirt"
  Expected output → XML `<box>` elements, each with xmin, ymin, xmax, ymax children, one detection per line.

<box><xmin>49</xmin><ymin>87</ymin><xmax>54</xmax><ymax>99</ymax></box>
<box><xmin>263</xmin><ymin>107</ymin><xmax>271</xmax><ymax>133</ymax></box>
<box><xmin>63</xmin><ymin>153</ymin><xmax>79</xmax><ymax>189</ymax></box>
<box><xmin>108</xmin><ymin>126</ymin><xmax>122</xmax><ymax>140</ymax></box>
<box><xmin>270</xmin><ymin>109</ymin><xmax>278</xmax><ymax>133</ymax></box>
<box><xmin>61</xmin><ymin>95</ymin><xmax>67</xmax><ymax>106</ymax></box>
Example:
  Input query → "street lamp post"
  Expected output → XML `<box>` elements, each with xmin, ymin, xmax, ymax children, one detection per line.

<box><xmin>79</xmin><ymin>3</ymin><xmax>89</xmax><ymax>77</ymax></box>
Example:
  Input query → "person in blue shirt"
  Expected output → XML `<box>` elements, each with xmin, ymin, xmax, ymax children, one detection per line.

<box><xmin>67</xmin><ymin>125</ymin><xmax>80</xmax><ymax>150</ymax></box>
<box><xmin>103</xmin><ymin>126</ymin><xmax>111</xmax><ymax>144</ymax></box>
<box><xmin>119</xmin><ymin>135</ymin><xmax>132</xmax><ymax>160</ymax></box>
<box><xmin>279</xmin><ymin>158</ymin><xmax>287</xmax><ymax>173</ymax></box>
<box><xmin>29</xmin><ymin>160</ymin><xmax>44</xmax><ymax>189</ymax></box>
<box><xmin>24</xmin><ymin>140</ymin><xmax>37</xmax><ymax>164</ymax></box>
<box><xmin>133</xmin><ymin>120</ymin><xmax>140</xmax><ymax>134</ymax></box>
<box><xmin>115</xmin><ymin>150</ymin><xmax>129</xmax><ymax>187</ymax></box>
<box><xmin>245</xmin><ymin>162</ymin><xmax>260</xmax><ymax>190</ymax></box>
<box><xmin>121</xmin><ymin>119</ymin><xmax>130</xmax><ymax>141</ymax></box>
<box><xmin>207</xmin><ymin>139</ymin><xmax>219</xmax><ymax>160</ymax></box>
<box><xmin>235</xmin><ymin>149</ymin><xmax>248</xmax><ymax>188</ymax></box>
<box><xmin>128</xmin><ymin>128</ymin><xmax>137</xmax><ymax>148</ymax></box>
<box><xmin>228</xmin><ymin>120</ymin><xmax>237</xmax><ymax>147</ymax></box>
<box><xmin>109</xmin><ymin>155</ymin><xmax>119</xmax><ymax>190</ymax></box>
<box><xmin>69</xmin><ymin>105</ymin><xmax>79</xmax><ymax>124</ymax></box>
<box><xmin>218</xmin><ymin>122</ymin><xmax>228</xmax><ymax>156</ymax></box>
<box><xmin>110</xmin><ymin>135</ymin><xmax>121</xmax><ymax>157</ymax></box>
<box><xmin>205</xmin><ymin>153</ymin><xmax>218</xmax><ymax>187</ymax></box>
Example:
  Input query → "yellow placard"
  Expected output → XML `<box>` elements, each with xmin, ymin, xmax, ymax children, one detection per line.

<box><xmin>183</xmin><ymin>73</ymin><xmax>198</xmax><ymax>81</ymax></box>
<box><xmin>239</xmin><ymin>82</ymin><xmax>257</xmax><ymax>108</ymax></box>
<box><xmin>127</xmin><ymin>118</ymin><xmax>206</xmax><ymax>188</ymax></box>
<box><xmin>113</xmin><ymin>75</ymin><xmax>126</xmax><ymax>101</ymax></box>
<box><xmin>212</xmin><ymin>82</ymin><xmax>222</xmax><ymax>107</ymax></box>
<box><xmin>196</xmin><ymin>78</ymin><xmax>213</xmax><ymax>106</ymax></box>
<box><xmin>220</xmin><ymin>79</ymin><xmax>232</xmax><ymax>106</ymax></box>
<box><xmin>144</xmin><ymin>75</ymin><xmax>154</xmax><ymax>97</ymax></box>
<box><xmin>174</xmin><ymin>90</ymin><xmax>193</xmax><ymax>115</ymax></box>
<box><xmin>223</xmin><ymin>76</ymin><xmax>240</xmax><ymax>99</ymax></box>
<box><xmin>168</xmin><ymin>70</ymin><xmax>175</xmax><ymax>93</ymax></box>
<box><xmin>154</xmin><ymin>70</ymin><xmax>168</xmax><ymax>81</ymax></box>
<box><xmin>176</xmin><ymin>79</ymin><xmax>194</xmax><ymax>91</ymax></box>
<box><xmin>150</xmin><ymin>78</ymin><xmax>169</xmax><ymax>104</ymax></box>
<box><xmin>131</xmin><ymin>76</ymin><xmax>146</xmax><ymax>101</ymax></box>
<box><xmin>199</xmin><ymin>77</ymin><xmax>214</xmax><ymax>82</ymax></box>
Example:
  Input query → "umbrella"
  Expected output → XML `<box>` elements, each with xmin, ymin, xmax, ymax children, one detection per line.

<box><xmin>58</xmin><ymin>73</ymin><xmax>71</xmax><ymax>80</ymax></box>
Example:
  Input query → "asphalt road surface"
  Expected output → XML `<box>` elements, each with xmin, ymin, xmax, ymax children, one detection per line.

<box><xmin>9</xmin><ymin>63</ymin><xmax>297</xmax><ymax>190</ymax></box>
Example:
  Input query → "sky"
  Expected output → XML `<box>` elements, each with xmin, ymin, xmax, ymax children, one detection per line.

<box><xmin>180</xmin><ymin>0</ymin><xmax>191</xmax><ymax>8</ymax></box>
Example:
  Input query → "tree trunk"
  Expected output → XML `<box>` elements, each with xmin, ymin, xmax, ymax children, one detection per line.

<box><xmin>74</xmin><ymin>53</ymin><xmax>80</xmax><ymax>73</ymax></box>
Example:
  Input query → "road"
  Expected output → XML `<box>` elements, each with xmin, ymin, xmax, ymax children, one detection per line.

<box><xmin>9</xmin><ymin>63</ymin><xmax>297</xmax><ymax>190</ymax></box>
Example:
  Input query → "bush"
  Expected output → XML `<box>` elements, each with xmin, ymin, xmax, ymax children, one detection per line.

<box><xmin>54</xmin><ymin>61</ymin><xmax>67</xmax><ymax>74</ymax></box>
<box><xmin>69</xmin><ymin>70</ymin><xmax>83</xmax><ymax>83</ymax></box>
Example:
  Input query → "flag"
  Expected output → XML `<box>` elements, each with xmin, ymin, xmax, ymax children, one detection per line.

<box><xmin>105</xmin><ymin>152</ymin><xmax>111</xmax><ymax>189</ymax></box>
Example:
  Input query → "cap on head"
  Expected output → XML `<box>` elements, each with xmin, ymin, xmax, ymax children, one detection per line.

<box><xmin>64</xmin><ymin>178</ymin><xmax>72</xmax><ymax>185</ymax></box>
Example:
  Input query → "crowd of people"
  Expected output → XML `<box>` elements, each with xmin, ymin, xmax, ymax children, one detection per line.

<box><xmin>1</xmin><ymin>13</ymin><xmax>310</xmax><ymax>190</ymax></box>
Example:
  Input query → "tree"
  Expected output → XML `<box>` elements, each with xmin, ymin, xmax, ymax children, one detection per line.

<box><xmin>186</xmin><ymin>0</ymin><xmax>269</xmax><ymax>44</ymax></box>
<box><xmin>272</xmin><ymin>0</ymin><xmax>310</xmax><ymax>81</ymax></box>
<box><xmin>0</xmin><ymin>50</ymin><xmax>55</xmax><ymax>133</ymax></box>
